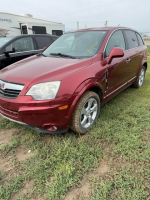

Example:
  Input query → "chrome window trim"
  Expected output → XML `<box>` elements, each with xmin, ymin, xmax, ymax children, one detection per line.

<box><xmin>9</xmin><ymin>49</ymin><xmax>42</xmax><ymax>55</ymax></box>
<box><xmin>0</xmin><ymin>49</ymin><xmax>42</xmax><ymax>56</ymax></box>
<box><xmin>104</xmin><ymin>76</ymin><xmax>136</xmax><ymax>98</ymax></box>
<box><xmin>139</xmin><ymin>33</ymin><xmax>145</xmax><ymax>45</ymax></box>
<box><xmin>103</xmin><ymin>28</ymin><xmax>145</xmax><ymax>60</ymax></box>
<box><xmin>135</xmin><ymin>32</ymin><xmax>145</xmax><ymax>46</ymax></box>
<box><xmin>0</xmin><ymin>80</ymin><xmax>24</xmax><ymax>90</ymax></box>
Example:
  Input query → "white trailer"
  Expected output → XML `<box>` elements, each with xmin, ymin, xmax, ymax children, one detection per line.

<box><xmin>0</xmin><ymin>12</ymin><xmax>65</xmax><ymax>36</ymax></box>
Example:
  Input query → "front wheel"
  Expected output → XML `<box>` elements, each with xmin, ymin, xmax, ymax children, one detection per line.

<box><xmin>132</xmin><ymin>66</ymin><xmax>146</xmax><ymax>88</ymax></box>
<box><xmin>70</xmin><ymin>91</ymin><xmax>100</xmax><ymax>134</ymax></box>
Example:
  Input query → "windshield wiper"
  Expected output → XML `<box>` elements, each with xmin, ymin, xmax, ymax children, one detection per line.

<box><xmin>37</xmin><ymin>53</ymin><xmax>47</xmax><ymax>57</ymax></box>
<box><xmin>50</xmin><ymin>53</ymin><xmax>77</xmax><ymax>59</ymax></box>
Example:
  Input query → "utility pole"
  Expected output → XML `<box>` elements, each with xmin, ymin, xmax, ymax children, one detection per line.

<box><xmin>77</xmin><ymin>22</ymin><xmax>79</xmax><ymax>30</ymax></box>
<box><xmin>104</xmin><ymin>21</ymin><xmax>108</xmax><ymax>27</ymax></box>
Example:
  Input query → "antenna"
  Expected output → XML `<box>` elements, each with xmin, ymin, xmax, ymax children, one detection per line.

<box><xmin>77</xmin><ymin>22</ymin><xmax>79</xmax><ymax>30</ymax></box>
<box><xmin>104</xmin><ymin>21</ymin><xmax>108</xmax><ymax>27</ymax></box>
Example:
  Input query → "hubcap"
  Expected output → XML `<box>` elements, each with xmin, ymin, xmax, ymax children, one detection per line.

<box><xmin>80</xmin><ymin>97</ymin><xmax>98</xmax><ymax>129</ymax></box>
<box><xmin>139</xmin><ymin>68</ymin><xmax>145</xmax><ymax>87</ymax></box>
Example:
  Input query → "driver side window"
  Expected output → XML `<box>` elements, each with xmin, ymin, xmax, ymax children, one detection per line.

<box><xmin>105</xmin><ymin>30</ymin><xmax>125</xmax><ymax>58</ymax></box>
<box><xmin>5</xmin><ymin>37</ymin><xmax>34</xmax><ymax>52</ymax></box>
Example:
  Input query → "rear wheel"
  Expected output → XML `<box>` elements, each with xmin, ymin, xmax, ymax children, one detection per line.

<box><xmin>132</xmin><ymin>66</ymin><xmax>146</xmax><ymax>88</ymax></box>
<box><xmin>70</xmin><ymin>91</ymin><xmax>100</xmax><ymax>134</ymax></box>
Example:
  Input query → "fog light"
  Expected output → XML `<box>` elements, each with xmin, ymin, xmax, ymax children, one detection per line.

<box><xmin>43</xmin><ymin>124</ymin><xmax>57</xmax><ymax>131</ymax></box>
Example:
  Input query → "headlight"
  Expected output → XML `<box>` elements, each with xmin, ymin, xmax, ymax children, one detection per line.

<box><xmin>26</xmin><ymin>81</ymin><xmax>61</xmax><ymax>100</ymax></box>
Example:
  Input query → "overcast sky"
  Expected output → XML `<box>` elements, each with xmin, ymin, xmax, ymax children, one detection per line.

<box><xmin>1</xmin><ymin>0</ymin><xmax>150</xmax><ymax>34</ymax></box>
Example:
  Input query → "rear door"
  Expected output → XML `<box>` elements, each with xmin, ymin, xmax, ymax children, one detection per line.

<box><xmin>1</xmin><ymin>36</ymin><xmax>38</xmax><ymax>67</ymax></box>
<box><xmin>135</xmin><ymin>32</ymin><xmax>146</xmax><ymax>69</ymax></box>
<box><xmin>123</xmin><ymin>30</ymin><xmax>141</xmax><ymax>79</ymax></box>
<box><xmin>104</xmin><ymin>30</ymin><xmax>131</xmax><ymax>95</ymax></box>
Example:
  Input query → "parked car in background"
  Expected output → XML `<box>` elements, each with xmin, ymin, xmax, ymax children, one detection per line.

<box><xmin>0</xmin><ymin>27</ymin><xmax>147</xmax><ymax>134</ymax></box>
<box><xmin>0</xmin><ymin>34</ymin><xmax>58</xmax><ymax>69</ymax></box>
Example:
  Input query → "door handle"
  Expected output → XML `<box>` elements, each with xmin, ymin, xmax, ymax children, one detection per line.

<box><xmin>126</xmin><ymin>58</ymin><xmax>130</xmax><ymax>63</ymax></box>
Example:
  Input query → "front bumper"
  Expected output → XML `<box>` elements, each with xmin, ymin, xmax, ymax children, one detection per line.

<box><xmin>0</xmin><ymin>95</ymin><xmax>73</xmax><ymax>133</ymax></box>
<box><xmin>0</xmin><ymin>113</ymin><xmax>68</xmax><ymax>133</ymax></box>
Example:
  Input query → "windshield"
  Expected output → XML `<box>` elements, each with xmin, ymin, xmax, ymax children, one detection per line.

<box><xmin>0</xmin><ymin>37</ymin><xmax>12</xmax><ymax>48</ymax></box>
<box><xmin>43</xmin><ymin>31</ymin><xmax>108</xmax><ymax>58</ymax></box>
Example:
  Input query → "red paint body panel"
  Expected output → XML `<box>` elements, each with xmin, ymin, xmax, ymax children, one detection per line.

<box><xmin>0</xmin><ymin>27</ymin><xmax>147</xmax><ymax>132</ymax></box>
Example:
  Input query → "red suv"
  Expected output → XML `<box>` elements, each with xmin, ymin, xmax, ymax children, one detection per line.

<box><xmin>0</xmin><ymin>27</ymin><xmax>147</xmax><ymax>134</ymax></box>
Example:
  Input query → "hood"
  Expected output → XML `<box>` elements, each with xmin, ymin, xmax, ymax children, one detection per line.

<box><xmin>0</xmin><ymin>55</ymin><xmax>92</xmax><ymax>86</ymax></box>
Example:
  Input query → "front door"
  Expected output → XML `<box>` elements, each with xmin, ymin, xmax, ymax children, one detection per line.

<box><xmin>103</xmin><ymin>30</ymin><xmax>131</xmax><ymax>96</ymax></box>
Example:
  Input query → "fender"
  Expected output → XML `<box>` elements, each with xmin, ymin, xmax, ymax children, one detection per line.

<box><xmin>67</xmin><ymin>78</ymin><xmax>104</xmax><ymax>123</ymax></box>
<box><xmin>137</xmin><ymin>58</ymin><xmax>147</xmax><ymax>76</ymax></box>
<box><xmin>142</xmin><ymin>58</ymin><xmax>147</xmax><ymax>69</ymax></box>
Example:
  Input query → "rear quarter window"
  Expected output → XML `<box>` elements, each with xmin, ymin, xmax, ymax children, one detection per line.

<box><xmin>136</xmin><ymin>33</ymin><xmax>144</xmax><ymax>46</ymax></box>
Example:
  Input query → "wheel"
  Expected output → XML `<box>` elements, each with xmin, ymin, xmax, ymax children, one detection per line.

<box><xmin>132</xmin><ymin>66</ymin><xmax>146</xmax><ymax>88</ymax></box>
<box><xmin>70</xmin><ymin>91</ymin><xmax>100</xmax><ymax>134</ymax></box>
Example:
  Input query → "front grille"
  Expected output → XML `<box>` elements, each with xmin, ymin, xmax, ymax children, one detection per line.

<box><xmin>0</xmin><ymin>88</ymin><xmax>21</xmax><ymax>98</ymax></box>
<box><xmin>0</xmin><ymin>80</ymin><xmax>24</xmax><ymax>99</ymax></box>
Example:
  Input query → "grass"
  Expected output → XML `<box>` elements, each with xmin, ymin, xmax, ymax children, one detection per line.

<box><xmin>0</xmin><ymin>48</ymin><xmax>150</xmax><ymax>200</ymax></box>
<box><xmin>147</xmin><ymin>45</ymin><xmax>150</xmax><ymax>56</ymax></box>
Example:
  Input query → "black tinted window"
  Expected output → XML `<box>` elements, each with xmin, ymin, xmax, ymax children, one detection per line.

<box><xmin>52</xmin><ymin>30</ymin><xmax>63</xmax><ymax>36</ymax></box>
<box><xmin>22</xmin><ymin>26</ymin><xmax>28</xmax><ymax>34</ymax></box>
<box><xmin>51</xmin><ymin>37</ymin><xmax>58</xmax><ymax>41</ymax></box>
<box><xmin>33</xmin><ymin>26</ymin><xmax>46</xmax><ymax>34</ymax></box>
<box><xmin>124</xmin><ymin>30</ymin><xmax>138</xmax><ymax>49</ymax></box>
<box><xmin>105</xmin><ymin>30</ymin><xmax>125</xmax><ymax>57</ymax></box>
<box><xmin>35</xmin><ymin>37</ymin><xmax>52</xmax><ymax>49</ymax></box>
<box><xmin>136</xmin><ymin>33</ymin><xmax>144</xmax><ymax>46</ymax></box>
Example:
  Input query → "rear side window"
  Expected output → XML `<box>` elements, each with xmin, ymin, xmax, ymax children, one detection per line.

<box><xmin>35</xmin><ymin>37</ymin><xmax>52</xmax><ymax>49</ymax></box>
<box><xmin>51</xmin><ymin>37</ymin><xmax>58</xmax><ymax>41</ymax></box>
<box><xmin>105</xmin><ymin>30</ymin><xmax>125</xmax><ymax>57</ymax></box>
<box><xmin>124</xmin><ymin>30</ymin><xmax>138</xmax><ymax>49</ymax></box>
<box><xmin>136</xmin><ymin>33</ymin><xmax>144</xmax><ymax>46</ymax></box>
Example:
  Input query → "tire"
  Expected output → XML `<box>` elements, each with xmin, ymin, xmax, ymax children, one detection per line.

<box><xmin>70</xmin><ymin>91</ymin><xmax>100</xmax><ymax>134</ymax></box>
<box><xmin>132</xmin><ymin>66</ymin><xmax>146</xmax><ymax>88</ymax></box>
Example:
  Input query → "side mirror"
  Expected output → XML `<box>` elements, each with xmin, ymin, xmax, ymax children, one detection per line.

<box><xmin>4</xmin><ymin>46</ymin><xmax>15</xmax><ymax>55</ymax></box>
<box><xmin>107</xmin><ymin>47</ymin><xmax>124</xmax><ymax>64</ymax></box>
